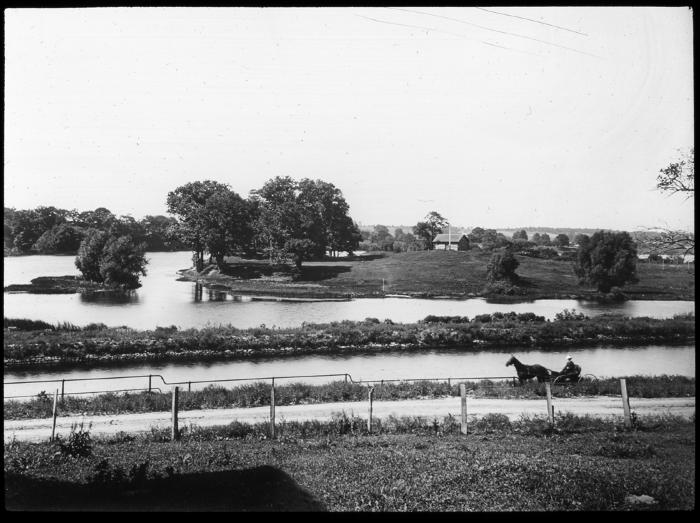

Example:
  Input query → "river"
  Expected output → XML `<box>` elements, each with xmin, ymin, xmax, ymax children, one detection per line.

<box><xmin>3</xmin><ymin>252</ymin><xmax>695</xmax><ymax>398</ymax></box>
<box><xmin>3</xmin><ymin>252</ymin><xmax>695</xmax><ymax>330</ymax></box>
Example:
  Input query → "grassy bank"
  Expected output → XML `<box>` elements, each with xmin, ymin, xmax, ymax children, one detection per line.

<box><xmin>4</xmin><ymin>312</ymin><xmax>695</xmax><ymax>369</ymax></box>
<box><xmin>4</xmin><ymin>376</ymin><xmax>695</xmax><ymax>420</ymax></box>
<box><xmin>181</xmin><ymin>250</ymin><xmax>695</xmax><ymax>301</ymax></box>
<box><xmin>4</xmin><ymin>414</ymin><xmax>695</xmax><ymax>510</ymax></box>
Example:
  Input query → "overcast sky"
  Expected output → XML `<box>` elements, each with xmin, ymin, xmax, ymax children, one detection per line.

<box><xmin>4</xmin><ymin>7</ymin><xmax>694</xmax><ymax>232</ymax></box>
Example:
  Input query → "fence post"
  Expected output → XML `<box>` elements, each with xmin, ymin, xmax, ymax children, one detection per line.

<box><xmin>367</xmin><ymin>386</ymin><xmax>375</xmax><ymax>433</ymax></box>
<box><xmin>148</xmin><ymin>375</ymin><xmax>152</xmax><ymax>393</ymax></box>
<box><xmin>545</xmin><ymin>382</ymin><xmax>553</xmax><ymax>424</ymax></box>
<box><xmin>60</xmin><ymin>380</ymin><xmax>65</xmax><ymax>401</ymax></box>
<box><xmin>50</xmin><ymin>389</ymin><xmax>59</xmax><ymax>442</ymax></box>
<box><xmin>188</xmin><ymin>381</ymin><xmax>191</xmax><ymax>393</ymax></box>
<box><xmin>460</xmin><ymin>383</ymin><xmax>467</xmax><ymax>435</ymax></box>
<box><xmin>620</xmin><ymin>378</ymin><xmax>632</xmax><ymax>428</ymax></box>
<box><xmin>171</xmin><ymin>386</ymin><xmax>179</xmax><ymax>441</ymax></box>
<box><xmin>270</xmin><ymin>378</ymin><xmax>276</xmax><ymax>439</ymax></box>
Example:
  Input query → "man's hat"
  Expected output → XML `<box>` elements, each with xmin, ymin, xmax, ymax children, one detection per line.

<box><xmin>566</xmin><ymin>355</ymin><xmax>572</xmax><ymax>360</ymax></box>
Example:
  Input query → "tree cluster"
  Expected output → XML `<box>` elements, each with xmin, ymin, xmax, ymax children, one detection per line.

<box><xmin>74</xmin><ymin>229</ymin><xmax>148</xmax><ymax>289</ymax></box>
<box><xmin>167</xmin><ymin>177</ymin><xmax>362</xmax><ymax>271</ymax></box>
<box><xmin>4</xmin><ymin>206</ymin><xmax>185</xmax><ymax>255</ymax></box>
<box><xmin>573</xmin><ymin>230</ymin><xmax>639</xmax><ymax>293</ymax></box>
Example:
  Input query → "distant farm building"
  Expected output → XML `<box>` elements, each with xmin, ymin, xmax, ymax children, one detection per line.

<box><xmin>433</xmin><ymin>233</ymin><xmax>470</xmax><ymax>251</ymax></box>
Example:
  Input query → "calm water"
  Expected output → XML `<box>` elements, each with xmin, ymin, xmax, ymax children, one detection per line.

<box><xmin>2</xmin><ymin>252</ymin><xmax>695</xmax><ymax>330</ymax></box>
<box><xmin>3</xmin><ymin>345</ymin><xmax>695</xmax><ymax>399</ymax></box>
<box><xmin>3</xmin><ymin>252</ymin><xmax>695</xmax><ymax>397</ymax></box>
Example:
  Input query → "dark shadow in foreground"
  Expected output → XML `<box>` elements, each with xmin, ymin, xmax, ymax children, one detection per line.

<box><xmin>5</xmin><ymin>465</ymin><xmax>326</xmax><ymax>511</ymax></box>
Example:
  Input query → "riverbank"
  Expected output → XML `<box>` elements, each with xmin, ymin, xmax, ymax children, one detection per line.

<box><xmin>178</xmin><ymin>250</ymin><xmax>695</xmax><ymax>301</ymax></box>
<box><xmin>5</xmin><ymin>376</ymin><xmax>694</xmax><ymax>420</ymax></box>
<box><xmin>4</xmin><ymin>413</ymin><xmax>695</xmax><ymax>510</ymax></box>
<box><xmin>4</xmin><ymin>312</ymin><xmax>695</xmax><ymax>369</ymax></box>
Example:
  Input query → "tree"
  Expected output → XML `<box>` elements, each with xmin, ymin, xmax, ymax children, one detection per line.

<box><xmin>553</xmin><ymin>233</ymin><xmax>570</xmax><ymax>247</ymax></box>
<box><xmin>166</xmin><ymin>180</ymin><xmax>231</xmax><ymax>271</ymax></box>
<box><xmin>536</xmin><ymin>233</ymin><xmax>552</xmax><ymax>246</ymax></box>
<box><xmin>468</xmin><ymin>227</ymin><xmax>485</xmax><ymax>244</ymax></box>
<box><xmin>573</xmin><ymin>233</ymin><xmax>589</xmax><ymax>246</ymax></box>
<box><xmin>486</xmin><ymin>249</ymin><xmax>520</xmax><ymax>282</ymax></box>
<box><xmin>98</xmin><ymin>235</ymin><xmax>149</xmax><ymax>289</ymax></box>
<box><xmin>75</xmin><ymin>229</ymin><xmax>148</xmax><ymax>289</ymax></box>
<box><xmin>252</xmin><ymin>177</ymin><xmax>357</xmax><ymax>268</ymax></box>
<box><xmin>657</xmin><ymin>147</ymin><xmax>694</xmax><ymax>197</ymax></box>
<box><xmin>34</xmin><ymin>223</ymin><xmax>84</xmax><ymax>253</ymax></box>
<box><xmin>651</xmin><ymin>148</ymin><xmax>694</xmax><ymax>257</ymax></box>
<box><xmin>413</xmin><ymin>211</ymin><xmax>448</xmax><ymax>250</ymax></box>
<box><xmin>201</xmin><ymin>191</ymin><xmax>255</xmax><ymax>268</ymax></box>
<box><xmin>512</xmin><ymin>230</ymin><xmax>528</xmax><ymax>241</ymax></box>
<box><xmin>573</xmin><ymin>230</ymin><xmax>639</xmax><ymax>293</ymax></box>
<box><xmin>75</xmin><ymin>229</ymin><xmax>110</xmax><ymax>282</ymax></box>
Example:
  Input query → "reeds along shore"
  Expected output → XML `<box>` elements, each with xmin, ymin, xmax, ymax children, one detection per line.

<box><xmin>3</xmin><ymin>312</ymin><xmax>695</xmax><ymax>367</ymax></box>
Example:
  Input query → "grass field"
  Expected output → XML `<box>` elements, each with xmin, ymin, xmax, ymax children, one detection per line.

<box><xmin>194</xmin><ymin>250</ymin><xmax>694</xmax><ymax>300</ymax></box>
<box><xmin>4</xmin><ymin>413</ymin><xmax>695</xmax><ymax>511</ymax></box>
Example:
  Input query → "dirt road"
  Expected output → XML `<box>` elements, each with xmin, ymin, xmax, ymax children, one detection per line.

<box><xmin>4</xmin><ymin>396</ymin><xmax>695</xmax><ymax>443</ymax></box>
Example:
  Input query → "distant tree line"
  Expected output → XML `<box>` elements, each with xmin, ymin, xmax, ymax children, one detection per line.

<box><xmin>4</xmin><ymin>206</ymin><xmax>187</xmax><ymax>255</ymax></box>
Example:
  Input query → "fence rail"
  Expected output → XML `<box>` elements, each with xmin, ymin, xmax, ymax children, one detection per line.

<box><xmin>3</xmin><ymin>372</ymin><xmax>522</xmax><ymax>400</ymax></box>
<box><xmin>4</xmin><ymin>371</ymin><xmax>641</xmax><ymax>442</ymax></box>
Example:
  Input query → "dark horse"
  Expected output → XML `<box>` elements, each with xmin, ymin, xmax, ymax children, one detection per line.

<box><xmin>506</xmin><ymin>355</ymin><xmax>552</xmax><ymax>384</ymax></box>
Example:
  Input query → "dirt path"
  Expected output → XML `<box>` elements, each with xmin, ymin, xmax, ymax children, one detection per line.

<box><xmin>4</xmin><ymin>396</ymin><xmax>695</xmax><ymax>443</ymax></box>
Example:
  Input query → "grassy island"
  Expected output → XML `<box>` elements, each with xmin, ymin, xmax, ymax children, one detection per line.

<box><xmin>178</xmin><ymin>250</ymin><xmax>695</xmax><ymax>301</ymax></box>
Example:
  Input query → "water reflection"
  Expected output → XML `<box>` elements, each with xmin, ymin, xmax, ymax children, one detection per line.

<box><xmin>2</xmin><ymin>252</ymin><xmax>695</xmax><ymax>330</ymax></box>
<box><xmin>79</xmin><ymin>290</ymin><xmax>139</xmax><ymax>305</ymax></box>
<box><xmin>193</xmin><ymin>283</ymin><xmax>203</xmax><ymax>302</ymax></box>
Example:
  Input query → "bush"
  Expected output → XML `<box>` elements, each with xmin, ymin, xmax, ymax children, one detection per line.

<box><xmin>486</xmin><ymin>250</ymin><xmax>520</xmax><ymax>282</ymax></box>
<box><xmin>57</xmin><ymin>424</ymin><xmax>92</xmax><ymax>457</ymax></box>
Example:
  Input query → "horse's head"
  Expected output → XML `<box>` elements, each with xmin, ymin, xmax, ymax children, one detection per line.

<box><xmin>505</xmin><ymin>355</ymin><xmax>516</xmax><ymax>367</ymax></box>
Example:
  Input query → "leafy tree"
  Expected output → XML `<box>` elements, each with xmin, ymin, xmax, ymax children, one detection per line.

<box><xmin>482</xmin><ymin>229</ymin><xmax>511</xmax><ymax>250</ymax></box>
<box><xmin>75</xmin><ymin>229</ymin><xmax>111</xmax><ymax>282</ymax></box>
<box><xmin>535</xmin><ymin>233</ymin><xmax>552</xmax><ymax>246</ymax></box>
<box><xmin>73</xmin><ymin>207</ymin><xmax>117</xmax><ymax>230</ymax></box>
<box><xmin>512</xmin><ymin>229</ymin><xmax>528</xmax><ymax>241</ymax></box>
<box><xmin>252</xmin><ymin>177</ymin><xmax>357</xmax><ymax>268</ymax></box>
<box><xmin>468</xmin><ymin>227</ymin><xmax>485</xmax><ymax>244</ymax></box>
<box><xmin>201</xmin><ymin>190</ymin><xmax>255</xmax><ymax>268</ymax></box>
<box><xmin>553</xmin><ymin>233</ymin><xmax>570</xmax><ymax>247</ymax></box>
<box><xmin>34</xmin><ymin>224</ymin><xmax>84</xmax><ymax>253</ymax></box>
<box><xmin>573</xmin><ymin>230</ymin><xmax>639</xmax><ymax>293</ymax></box>
<box><xmin>486</xmin><ymin>249</ymin><xmax>520</xmax><ymax>282</ymax></box>
<box><xmin>413</xmin><ymin>211</ymin><xmax>448</xmax><ymax>250</ymax></box>
<box><xmin>98</xmin><ymin>235</ymin><xmax>149</xmax><ymax>289</ymax></box>
<box><xmin>139</xmin><ymin>215</ymin><xmax>186</xmax><ymax>251</ymax></box>
<box><xmin>75</xmin><ymin>229</ymin><xmax>148</xmax><ymax>289</ymax></box>
<box><xmin>166</xmin><ymin>180</ymin><xmax>231</xmax><ymax>271</ymax></box>
<box><xmin>573</xmin><ymin>233</ymin><xmax>589</xmax><ymax>246</ymax></box>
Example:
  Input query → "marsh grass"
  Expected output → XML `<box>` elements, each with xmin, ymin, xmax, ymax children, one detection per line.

<box><xmin>4</xmin><ymin>312</ymin><xmax>695</xmax><ymax>366</ymax></box>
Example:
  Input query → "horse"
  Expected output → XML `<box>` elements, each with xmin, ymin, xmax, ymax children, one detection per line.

<box><xmin>505</xmin><ymin>355</ymin><xmax>552</xmax><ymax>384</ymax></box>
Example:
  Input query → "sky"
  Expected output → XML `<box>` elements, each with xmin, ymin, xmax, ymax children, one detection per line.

<box><xmin>3</xmin><ymin>7</ymin><xmax>695</xmax><ymax>232</ymax></box>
